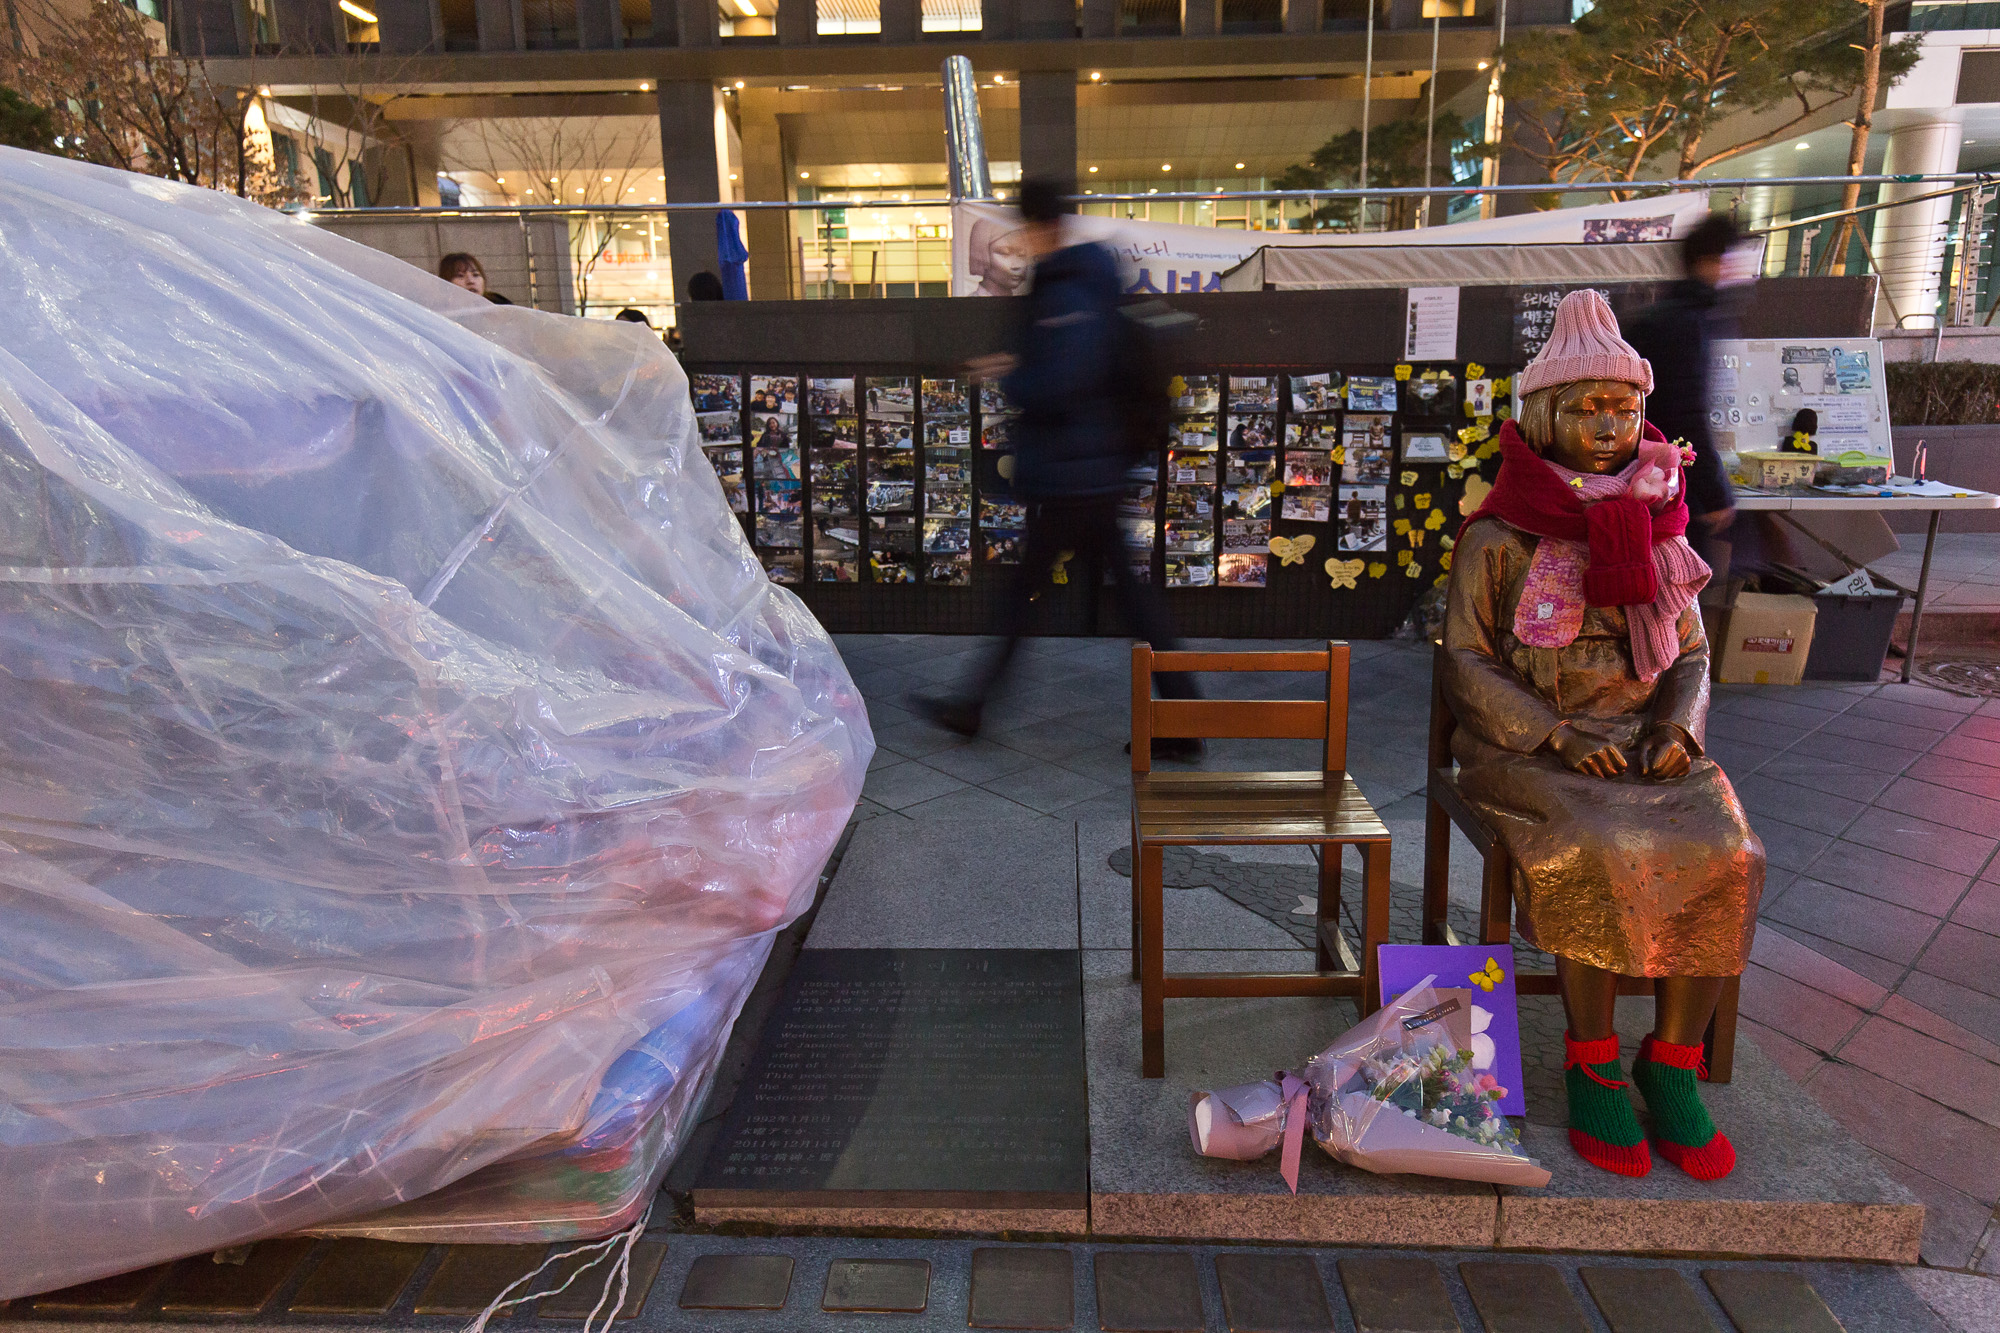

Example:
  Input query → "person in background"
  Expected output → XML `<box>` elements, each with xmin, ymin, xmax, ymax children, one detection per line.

<box><xmin>438</xmin><ymin>252</ymin><xmax>514</xmax><ymax>306</ymax></box>
<box><xmin>1624</xmin><ymin>215</ymin><xmax>1743</xmax><ymax>575</ymax></box>
<box><xmin>687</xmin><ymin>271</ymin><xmax>726</xmax><ymax>302</ymax></box>
<box><xmin>614</xmin><ymin>307</ymin><xmax>653</xmax><ymax>325</ymax></box>
<box><xmin>912</xmin><ymin>177</ymin><xmax>1198</xmax><ymax>755</ymax></box>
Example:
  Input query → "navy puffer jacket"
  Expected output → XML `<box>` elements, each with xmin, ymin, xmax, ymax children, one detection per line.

<box><xmin>1000</xmin><ymin>241</ymin><xmax>1131</xmax><ymax>499</ymax></box>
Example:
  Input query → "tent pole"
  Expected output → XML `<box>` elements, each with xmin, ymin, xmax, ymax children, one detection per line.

<box><xmin>1359</xmin><ymin>2</ymin><xmax>1374</xmax><ymax>233</ymax></box>
<box><xmin>1420</xmin><ymin>9</ymin><xmax>1440</xmax><ymax>228</ymax></box>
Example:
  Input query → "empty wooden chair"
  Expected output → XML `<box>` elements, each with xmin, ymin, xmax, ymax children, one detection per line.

<box><xmin>1129</xmin><ymin>641</ymin><xmax>1391</xmax><ymax>1079</ymax></box>
<box><xmin>1421</xmin><ymin>643</ymin><xmax>1740</xmax><ymax>1081</ymax></box>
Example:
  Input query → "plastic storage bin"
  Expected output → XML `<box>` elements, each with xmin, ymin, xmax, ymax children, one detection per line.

<box><xmin>1804</xmin><ymin>590</ymin><xmax>1904</xmax><ymax>681</ymax></box>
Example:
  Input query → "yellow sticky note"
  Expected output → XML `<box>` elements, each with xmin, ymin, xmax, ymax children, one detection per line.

<box><xmin>1393</xmin><ymin>518</ymin><xmax>1412</xmax><ymax>535</ymax></box>
<box><xmin>1405</xmin><ymin>560</ymin><xmax>1423</xmax><ymax>578</ymax></box>
<box><xmin>1400</xmin><ymin>470</ymin><xmax>1419</xmax><ymax>486</ymax></box>
<box><xmin>1415</xmin><ymin>493</ymin><xmax>1432</xmax><ymax>509</ymax></box>
<box><xmin>1440</xmin><ymin>550</ymin><xmax>1454</xmax><ymax>571</ymax></box>
<box><xmin>1394</xmin><ymin>494</ymin><xmax>1406</xmax><ymax>510</ymax></box>
<box><xmin>1394</xmin><ymin>364</ymin><xmax>1413</xmax><ymax>381</ymax></box>
<box><xmin>1425</xmin><ymin>508</ymin><xmax>1445</xmax><ymax>530</ymax></box>
<box><xmin>1409</xmin><ymin>529</ymin><xmax>1426</xmax><ymax>548</ymax></box>
<box><xmin>1465</xmin><ymin>362</ymin><xmax>1486</xmax><ymax>380</ymax></box>
<box><xmin>1447</xmin><ymin>463</ymin><xmax>1463</xmax><ymax>480</ymax></box>
<box><xmin>1367</xmin><ymin>561</ymin><xmax>1388</xmax><ymax>579</ymax></box>
<box><xmin>1397</xmin><ymin>549</ymin><xmax>1413</xmax><ymax>566</ymax></box>
<box><xmin>1441</xmin><ymin>534</ymin><xmax>1456</xmax><ymax>551</ymax></box>
<box><xmin>1332</xmin><ymin>446</ymin><xmax>1346</xmax><ymax>465</ymax></box>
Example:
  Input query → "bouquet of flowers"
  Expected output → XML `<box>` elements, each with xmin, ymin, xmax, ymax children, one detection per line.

<box><xmin>1189</xmin><ymin>978</ymin><xmax>1547</xmax><ymax>1189</ymax></box>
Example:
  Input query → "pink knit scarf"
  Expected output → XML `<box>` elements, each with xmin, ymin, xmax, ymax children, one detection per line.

<box><xmin>1512</xmin><ymin>457</ymin><xmax>1710</xmax><ymax>682</ymax></box>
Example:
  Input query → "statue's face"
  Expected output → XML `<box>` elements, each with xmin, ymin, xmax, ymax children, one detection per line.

<box><xmin>1544</xmin><ymin>378</ymin><xmax>1645</xmax><ymax>474</ymax></box>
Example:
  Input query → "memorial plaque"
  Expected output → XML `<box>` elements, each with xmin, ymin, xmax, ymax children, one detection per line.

<box><xmin>693</xmin><ymin>949</ymin><xmax>1088</xmax><ymax>1208</ymax></box>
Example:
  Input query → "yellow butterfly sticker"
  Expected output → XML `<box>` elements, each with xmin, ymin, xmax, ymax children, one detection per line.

<box><xmin>1332</xmin><ymin>446</ymin><xmax>1347</xmax><ymax>465</ymax></box>
<box><xmin>1324</xmin><ymin>557</ymin><xmax>1364</xmax><ymax>589</ymax></box>
<box><xmin>1409</xmin><ymin>529</ymin><xmax>1427</xmax><ymax>548</ymax></box>
<box><xmin>1392</xmin><ymin>518</ymin><xmax>1412</xmax><ymax>535</ymax></box>
<box><xmin>1459</xmin><ymin>475</ymin><xmax>1493</xmax><ymax>516</ymax></box>
<box><xmin>1491</xmin><ymin>376</ymin><xmax>1512</xmax><ymax>396</ymax></box>
<box><xmin>1396</xmin><ymin>549</ymin><xmax>1413</xmax><ymax>566</ymax></box>
<box><xmin>1446</xmin><ymin>463</ymin><xmax>1464</xmax><ymax>480</ymax></box>
<box><xmin>1394</xmin><ymin>364</ymin><xmax>1413</xmax><ymax>381</ymax></box>
<box><xmin>1367</xmin><ymin>561</ymin><xmax>1388</xmax><ymax>579</ymax></box>
<box><xmin>1400</xmin><ymin>470</ymin><xmax>1419</xmax><ymax>487</ymax></box>
<box><xmin>1269</xmin><ymin>533</ymin><xmax>1317</xmax><ymax>565</ymax></box>
<box><xmin>1414</xmin><ymin>493</ymin><xmax>1432</xmax><ymax>510</ymax></box>
<box><xmin>1440</xmin><ymin>550</ymin><xmax>1454</xmax><ymax>571</ymax></box>
<box><xmin>1447</xmin><ymin>441</ymin><xmax>1468</xmax><ymax>462</ymax></box>
<box><xmin>1470</xmin><ymin>957</ymin><xmax>1505</xmax><ymax>992</ymax></box>
<box><xmin>1404</xmin><ymin>561</ymin><xmax>1424</xmax><ymax>578</ymax></box>
<box><xmin>1464</xmin><ymin>362</ymin><xmax>1486</xmax><ymax>380</ymax></box>
<box><xmin>1424</xmin><ymin>509</ymin><xmax>1446</xmax><ymax>530</ymax></box>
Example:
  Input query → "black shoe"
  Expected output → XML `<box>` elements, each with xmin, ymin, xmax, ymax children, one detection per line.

<box><xmin>910</xmin><ymin>692</ymin><xmax>982</xmax><ymax>737</ymax></box>
<box><xmin>1122</xmin><ymin>738</ymin><xmax>1205</xmax><ymax>761</ymax></box>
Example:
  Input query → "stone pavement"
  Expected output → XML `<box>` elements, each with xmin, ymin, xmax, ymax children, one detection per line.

<box><xmin>839</xmin><ymin>629</ymin><xmax>2000</xmax><ymax>1284</ymax></box>
<box><xmin>1874</xmin><ymin>532</ymin><xmax>2000</xmax><ymax>617</ymax></box>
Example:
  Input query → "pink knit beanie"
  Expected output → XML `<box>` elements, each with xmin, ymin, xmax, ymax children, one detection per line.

<box><xmin>1517</xmin><ymin>290</ymin><xmax>1654</xmax><ymax>395</ymax></box>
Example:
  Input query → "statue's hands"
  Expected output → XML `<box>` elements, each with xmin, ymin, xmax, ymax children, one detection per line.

<box><xmin>1638</xmin><ymin>724</ymin><xmax>1694</xmax><ymax>780</ymax></box>
<box><xmin>1550</xmin><ymin>722</ymin><xmax>1628</xmax><ymax>778</ymax></box>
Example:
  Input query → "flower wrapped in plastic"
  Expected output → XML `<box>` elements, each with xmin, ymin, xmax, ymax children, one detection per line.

<box><xmin>1302</xmin><ymin>979</ymin><xmax>1549</xmax><ymax>1187</ymax></box>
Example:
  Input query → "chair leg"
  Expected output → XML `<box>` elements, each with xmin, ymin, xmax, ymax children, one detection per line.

<box><xmin>1480</xmin><ymin>845</ymin><xmax>1513</xmax><ymax>946</ymax></box>
<box><xmin>1139</xmin><ymin>843</ymin><xmax>1167</xmax><ymax>1079</ymax></box>
<box><xmin>1360</xmin><ymin>841</ymin><xmax>1391</xmax><ymax>1017</ymax></box>
<box><xmin>1315</xmin><ymin>844</ymin><xmax>1342</xmax><ymax>973</ymax></box>
<box><xmin>1422</xmin><ymin>795</ymin><xmax>1452</xmax><ymax>945</ymax></box>
<box><xmin>1130</xmin><ymin>828</ymin><xmax>1143</xmax><ymax>983</ymax></box>
<box><xmin>1703</xmin><ymin>974</ymin><xmax>1740</xmax><ymax>1084</ymax></box>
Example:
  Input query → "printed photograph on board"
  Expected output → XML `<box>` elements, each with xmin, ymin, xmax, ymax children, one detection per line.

<box><xmin>1228</xmin><ymin>376</ymin><xmax>1277</xmax><ymax>413</ymax></box>
<box><xmin>1171</xmin><ymin>375</ymin><xmax>1220</xmax><ymax>414</ymax></box>
<box><xmin>1338</xmin><ymin>484</ymin><xmax>1389</xmax><ymax>551</ymax></box>
<box><xmin>749</xmin><ymin>375</ymin><xmax>798</xmax><ymax>417</ymax></box>
<box><xmin>1289</xmin><ymin>372</ymin><xmax>1343</xmax><ymax>413</ymax></box>
<box><xmin>1346</xmin><ymin>375</ymin><xmax>1398</xmax><ymax>412</ymax></box>
<box><xmin>1227</xmin><ymin>414</ymin><xmax>1278</xmax><ymax>452</ymax></box>
<box><xmin>1341</xmin><ymin>415</ymin><xmax>1394</xmax><ymax>482</ymax></box>
<box><xmin>1219</xmin><ymin>553</ymin><xmax>1269</xmax><ymax>588</ymax></box>
<box><xmin>1281</xmin><ymin>488</ymin><xmax>1331</xmax><ymax>523</ymax></box>
<box><xmin>809</xmin><ymin>377</ymin><xmax>856</xmax><ymax>416</ymax></box>
<box><xmin>691</xmin><ymin>373</ymin><xmax>742</xmax><ymax>414</ymax></box>
<box><xmin>865</xmin><ymin>377</ymin><xmax>915</xmax><ymax>418</ymax></box>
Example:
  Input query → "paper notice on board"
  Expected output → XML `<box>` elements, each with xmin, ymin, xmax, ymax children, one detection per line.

<box><xmin>1405</xmin><ymin>287</ymin><xmax>1460</xmax><ymax>362</ymax></box>
<box><xmin>1803</xmin><ymin>394</ymin><xmax>1872</xmax><ymax>431</ymax></box>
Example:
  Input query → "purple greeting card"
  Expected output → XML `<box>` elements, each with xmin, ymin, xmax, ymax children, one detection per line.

<box><xmin>1378</xmin><ymin>944</ymin><xmax>1526</xmax><ymax>1116</ymax></box>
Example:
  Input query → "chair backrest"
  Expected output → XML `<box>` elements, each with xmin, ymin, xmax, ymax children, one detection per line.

<box><xmin>1428</xmin><ymin>640</ymin><xmax>1457</xmax><ymax>773</ymax></box>
<box><xmin>1130</xmin><ymin>642</ymin><xmax>1349</xmax><ymax>775</ymax></box>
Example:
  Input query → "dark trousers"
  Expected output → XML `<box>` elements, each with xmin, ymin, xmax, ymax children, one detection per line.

<box><xmin>968</xmin><ymin>495</ymin><xmax>1197</xmax><ymax>704</ymax></box>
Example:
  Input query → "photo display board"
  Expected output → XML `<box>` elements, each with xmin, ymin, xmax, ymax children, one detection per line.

<box><xmin>688</xmin><ymin>359</ymin><xmax>1515</xmax><ymax>615</ymax></box>
<box><xmin>1705</xmin><ymin>337</ymin><xmax>1893</xmax><ymax>458</ymax></box>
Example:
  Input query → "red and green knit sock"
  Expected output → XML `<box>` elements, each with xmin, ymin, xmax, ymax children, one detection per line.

<box><xmin>1633</xmin><ymin>1034</ymin><xmax>1735</xmax><ymax>1181</ymax></box>
<box><xmin>1563</xmin><ymin>1031</ymin><xmax>1651</xmax><ymax>1178</ymax></box>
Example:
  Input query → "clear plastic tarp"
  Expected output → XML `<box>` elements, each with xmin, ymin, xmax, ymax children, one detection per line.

<box><xmin>0</xmin><ymin>150</ymin><xmax>870</xmax><ymax>1297</ymax></box>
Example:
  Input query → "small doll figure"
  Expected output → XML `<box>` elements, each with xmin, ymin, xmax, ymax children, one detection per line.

<box><xmin>1442</xmin><ymin>290</ymin><xmax>1765</xmax><ymax>1181</ymax></box>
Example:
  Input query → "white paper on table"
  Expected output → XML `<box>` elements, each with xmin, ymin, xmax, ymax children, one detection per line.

<box><xmin>1802</xmin><ymin>394</ymin><xmax>1872</xmax><ymax>431</ymax></box>
<box><xmin>1404</xmin><ymin>286</ymin><xmax>1460</xmax><ymax>362</ymax></box>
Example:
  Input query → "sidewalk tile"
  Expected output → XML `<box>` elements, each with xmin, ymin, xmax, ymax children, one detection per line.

<box><xmin>1704</xmin><ymin>716</ymin><xmax>1816</xmax><ymax>753</ymax></box>
<box><xmin>1459</xmin><ymin>1261</ymin><xmax>1589</xmax><ymax>1333</ymax></box>
<box><xmin>1819</xmin><ymin>710</ymin><xmax>1949</xmax><ymax>749</ymax></box>
<box><xmin>1734</xmin><ymin>773</ymin><xmax>1865</xmax><ymax>836</ymax></box>
<box><xmin>1750</xmin><ymin>818</ymin><xmax>1837</xmax><ymax>875</ymax></box>
<box><xmin>1579</xmin><ymin>1268</ymin><xmax>1719</xmax><ymax>1333</ymax></box>
<box><xmin>1935</xmin><ymin>732</ymin><xmax>2000</xmax><ymax>773</ymax></box>
<box><xmin>1749</xmin><ymin>928</ymin><xmax>1890</xmax><ymax>1008</ymax></box>
<box><xmin>896</xmin><ymin>786</ymin><xmax>1049</xmax><ymax>824</ymax></box>
<box><xmin>921</xmin><ymin>739</ymin><xmax>1042</xmax><ymax>784</ymax></box>
<box><xmin>861</xmin><ymin>760</ymin><xmax>968</xmax><ymax>810</ymax></box>
<box><xmin>1805</xmin><ymin>840</ymin><xmax>1973</xmax><ymax>915</ymax></box>
<box><xmin>1764</xmin><ymin>879</ymin><xmax>1940</xmax><ymax>966</ymax></box>
<box><xmin>982</xmin><ymin>761</ymin><xmax>1110</xmax><ymax>814</ymax></box>
<box><xmin>1955</xmin><ymin>879</ymin><xmax>2000</xmax><ymax>934</ymax></box>
<box><xmin>993</xmin><ymin>713</ymin><xmax>1110</xmax><ymax>762</ymax></box>
<box><xmin>873</xmin><ymin>716</ymin><xmax>978</xmax><ymax>760</ymax></box>
<box><xmin>1756</xmin><ymin>755</ymin><xmax>1898</xmax><ymax>802</ymax></box>
<box><xmin>1870</xmin><ymin>684</ymin><xmax>1983</xmax><ymax>716</ymax></box>
<box><xmin>1714</xmin><ymin>694</ymin><xmax>1846</xmax><ymax>732</ymax></box>
<box><xmin>1701</xmin><ymin>1270</ymin><xmax>1843</xmax><ymax>1333</ymax></box>
<box><xmin>1836</xmin><ymin>1015</ymin><xmax>2000</xmax><ymax>1131</ymax></box>
<box><xmin>1956</xmin><ymin>714</ymin><xmax>2000</xmax><ymax>744</ymax></box>
<box><xmin>1094</xmin><ymin>1251</ymin><xmax>1205</xmax><ymax>1333</ymax></box>
<box><xmin>1763</xmin><ymin>923</ymin><xmax>1909</xmax><ymax>989</ymax></box>
<box><xmin>1871</xmin><ymin>1155</ymin><xmax>1998</xmax><ymax>1270</ymax></box>
<box><xmin>1742</xmin><ymin>1018</ymin><xmax>1827</xmax><ymax>1085</ymax></box>
<box><xmin>1905</xmin><ymin>753</ymin><xmax>2000</xmax><ymax>800</ymax></box>
<box><xmin>677</xmin><ymin>1254</ymin><xmax>793</xmax><ymax>1311</ymax></box>
<box><xmin>1841</xmin><ymin>807</ymin><xmax>1999</xmax><ymax>876</ymax></box>
<box><xmin>1738</xmin><ymin>963</ymin><xmax>1867</xmax><ymax>1054</ymax></box>
<box><xmin>1214</xmin><ymin>1252</ymin><xmax>1335</xmax><ymax>1333</ymax></box>
<box><xmin>1850</xmin><ymin>696</ymin><xmax>1978</xmax><ymax>733</ymax></box>
<box><xmin>1799</xmin><ymin>1064</ymin><xmax>2000</xmax><ymax>1204</ymax></box>
<box><xmin>1879</xmin><ymin>993</ymin><xmax>2000</xmax><ymax>1064</ymax></box>
<box><xmin>968</xmin><ymin>1248</ymin><xmax>1072</xmax><ymax>1331</ymax></box>
<box><xmin>1917</xmin><ymin>924</ymin><xmax>2000</xmax><ymax>1001</ymax></box>
<box><xmin>1899</xmin><ymin>971</ymin><xmax>2000</xmax><ymax>1052</ymax></box>
<box><xmin>1785</xmin><ymin>730</ymin><xmax>1926</xmax><ymax>774</ymax></box>
<box><xmin>1878</xmin><ymin>777</ymin><xmax>2000</xmax><ymax>837</ymax></box>
<box><xmin>1336</xmin><ymin>1257</ymin><xmax>1457</xmax><ymax>1333</ymax></box>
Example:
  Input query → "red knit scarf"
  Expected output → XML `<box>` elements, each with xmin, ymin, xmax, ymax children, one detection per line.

<box><xmin>1461</xmin><ymin>420</ymin><xmax>1690</xmax><ymax>607</ymax></box>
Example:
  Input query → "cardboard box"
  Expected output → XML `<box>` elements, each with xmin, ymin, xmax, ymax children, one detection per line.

<box><xmin>1713</xmin><ymin>592</ymin><xmax>1817</xmax><ymax>685</ymax></box>
<box><xmin>1735</xmin><ymin>451</ymin><xmax>1820</xmax><ymax>490</ymax></box>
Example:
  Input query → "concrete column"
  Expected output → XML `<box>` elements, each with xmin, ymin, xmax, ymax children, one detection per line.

<box><xmin>1018</xmin><ymin>0</ymin><xmax>1071</xmax><ymax>38</ymax></box>
<box><xmin>1017</xmin><ymin>71</ymin><xmax>1076</xmax><ymax>190</ymax></box>
<box><xmin>578</xmin><ymin>0</ymin><xmax>617</xmax><ymax>47</ymax></box>
<box><xmin>982</xmin><ymin>0</ymin><xmax>1016</xmax><ymax>40</ymax></box>
<box><xmin>1871</xmin><ymin>117</ymin><xmax>1963</xmax><ymax>330</ymax></box>
<box><xmin>1282</xmin><ymin>0</ymin><xmax>1318</xmax><ymax>33</ymax></box>
<box><xmin>476</xmin><ymin>0</ymin><xmax>519</xmax><ymax>50</ymax></box>
<box><xmin>677</xmin><ymin>0</ymin><xmax>717</xmax><ymax>44</ymax></box>
<box><xmin>738</xmin><ymin>89</ymin><xmax>791</xmax><ymax>298</ymax></box>
<box><xmin>881</xmin><ymin>0</ymin><xmax>917</xmax><ymax>40</ymax></box>
<box><xmin>1180</xmin><ymin>0</ymin><xmax>1214</xmax><ymax>36</ymax></box>
<box><xmin>1080</xmin><ymin>0</ymin><xmax>1115</xmax><ymax>37</ymax></box>
<box><xmin>660</xmin><ymin>80</ymin><xmax>727</xmax><ymax>302</ymax></box>
<box><xmin>777</xmin><ymin>0</ymin><xmax>815</xmax><ymax>41</ymax></box>
<box><xmin>274</xmin><ymin>0</ymin><xmax>337</xmax><ymax>49</ymax></box>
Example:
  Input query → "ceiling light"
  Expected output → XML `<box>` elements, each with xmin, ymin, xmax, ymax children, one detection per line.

<box><xmin>1090</xmin><ymin>71</ymin><xmax>1101</xmax><ymax>81</ymax></box>
<box><xmin>901</xmin><ymin>192</ymin><xmax>910</xmax><ymax>201</ymax></box>
<box><xmin>733</xmin><ymin>0</ymin><xmax>757</xmax><ymax>14</ymax></box>
<box><xmin>495</xmin><ymin>176</ymin><xmax>504</xmax><ymax>183</ymax></box>
<box><xmin>639</xmin><ymin>81</ymin><xmax>650</xmax><ymax>90</ymax></box>
<box><xmin>338</xmin><ymin>0</ymin><xmax>376</xmax><ymax>22</ymax></box>
<box><xmin>1795</xmin><ymin>141</ymin><xmax>1810</xmax><ymax>150</ymax></box>
<box><xmin>874</xmin><ymin>170</ymin><xmax>882</xmax><ymax>176</ymax></box>
<box><xmin>994</xmin><ymin>74</ymin><xmax>1004</xmax><ymax>84</ymax></box>
<box><xmin>735</xmin><ymin>80</ymin><xmax>746</xmax><ymax>88</ymax></box>
<box><xmin>524</xmin><ymin>187</ymin><xmax>534</xmax><ymax>194</ymax></box>
<box><xmin>649</xmin><ymin>196</ymin><xmax>658</xmax><ymax>201</ymax></box>
<box><xmin>1089</xmin><ymin>165</ymin><xmax>1099</xmax><ymax>173</ymax></box>
<box><xmin>728</xmin><ymin>172</ymin><xmax>738</xmax><ymax>180</ymax></box>
<box><xmin>800</xmin><ymin>171</ymin><xmax>810</xmax><ymax>179</ymax></box>
<box><xmin>602</xmin><ymin>175</ymin><xmax>612</xmax><ymax>183</ymax></box>
<box><xmin>657</xmin><ymin>173</ymin><xmax>666</xmax><ymax>180</ymax></box>
<box><xmin>1161</xmin><ymin>164</ymin><xmax>1171</xmax><ymax>171</ymax></box>
<box><xmin>626</xmin><ymin>186</ymin><xmax>635</xmax><ymax>193</ymax></box>
<box><xmin>258</xmin><ymin>85</ymin><xmax>272</xmax><ymax>96</ymax></box>
<box><xmin>1235</xmin><ymin>162</ymin><xmax>1245</xmax><ymax>170</ymax></box>
<box><xmin>574</xmin><ymin>187</ymin><xmax>584</xmax><ymax>194</ymax></box>
<box><xmin>1476</xmin><ymin>60</ymin><xmax>1488</xmax><ymax>69</ymax></box>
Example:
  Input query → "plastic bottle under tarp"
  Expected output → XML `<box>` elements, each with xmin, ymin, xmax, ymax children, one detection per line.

<box><xmin>0</xmin><ymin>149</ymin><xmax>871</xmax><ymax>1297</ymax></box>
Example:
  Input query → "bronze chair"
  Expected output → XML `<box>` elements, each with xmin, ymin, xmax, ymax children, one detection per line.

<box><xmin>1421</xmin><ymin>643</ymin><xmax>1740</xmax><ymax>1081</ymax></box>
<box><xmin>1129</xmin><ymin>641</ymin><xmax>1392</xmax><ymax>1079</ymax></box>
